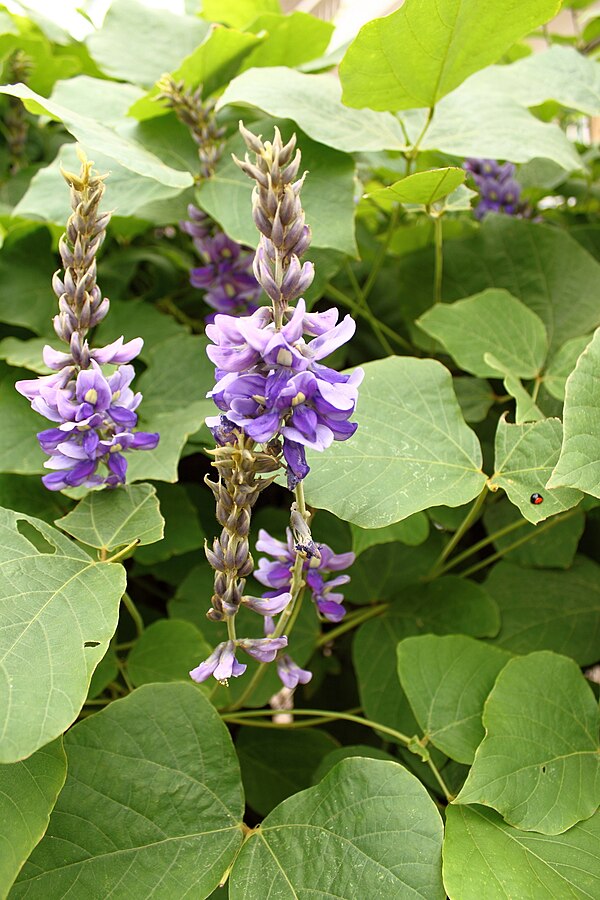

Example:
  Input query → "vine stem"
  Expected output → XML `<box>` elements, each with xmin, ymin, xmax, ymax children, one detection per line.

<box><xmin>315</xmin><ymin>604</ymin><xmax>388</xmax><ymax>647</ymax></box>
<box><xmin>434</xmin><ymin>516</ymin><xmax>527</xmax><ymax>576</ymax></box>
<box><xmin>325</xmin><ymin>284</ymin><xmax>411</xmax><ymax>351</ymax></box>
<box><xmin>432</xmin><ymin>214</ymin><xmax>443</xmax><ymax>304</ymax></box>
<box><xmin>122</xmin><ymin>591</ymin><xmax>144</xmax><ymax>638</ymax></box>
<box><xmin>105</xmin><ymin>539</ymin><xmax>139</xmax><ymax>564</ymax></box>
<box><xmin>406</xmin><ymin>106</ymin><xmax>434</xmax><ymax>174</ymax></box>
<box><xmin>221</xmin><ymin>708</ymin><xmax>453</xmax><ymax>801</ymax></box>
<box><xmin>427</xmin><ymin>485</ymin><xmax>489</xmax><ymax>578</ymax></box>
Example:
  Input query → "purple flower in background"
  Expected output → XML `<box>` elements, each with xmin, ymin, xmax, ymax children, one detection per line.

<box><xmin>277</xmin><ymin>654</ymin><xmax>312</xmax><ymax>690</ymax></box>
<box><xmin>16</xmin><ymin>342</ymin><xmax>159</xmax><ymax>491</ymax></box>
<box><xmin>463</xmin><ymin>158</ymin><xmax>527</xmax><ymax>220</ymax></box>
<box><xmin>255</xmin><ymin>528</ymin><xmax>355</xmax><ymax>622</ymax></box>
<box><xmin>182</xmin><ymin>205</ymin><xmax>262</xmax><ymax>317</ymax></box>
<box><xmin>189</xmin><ymin>636</ymin><xmax>288</xmax><ymax>684</ymax></box>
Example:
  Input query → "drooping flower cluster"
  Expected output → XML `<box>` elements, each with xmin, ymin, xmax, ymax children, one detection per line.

<box><xmin>181</xmin><ymin>205</ymin><xmax>261</xmax><ymax>318</ymax></box>
<box><xmin>255</xmin><ymin>528</ymin><xmax>355</xmax><ymax>625</ymax></box>
<box><xmin>15</xmin><ymin>156</ymin><xmax>158</xmax><ymax>490</ymax></box>
<box><xmin>189</xmin><ymin>125</ymin><xmax>360</xmax><ymax>691</ymax></box>
<box><xmin>463</xmin><ymin>158</ymin><xmax>526</xmax><ymax>219</ymax></box>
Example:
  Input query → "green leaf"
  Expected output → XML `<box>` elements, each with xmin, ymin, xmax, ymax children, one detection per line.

<box><xmin>543</xmin><ymin>334</ymin><xmax>592</xmax><ymax>401</ymax></box>
<box><xmin>127</xmin><ymin>403</ymin><xmax>209</xmax><ymax>483</ymax></box>
<box><xmin>456</xmin><ymin>651</ymin><xmax>600</xmax><ymax>834</ymax></box>
<box><xmin>312</xmin><ymin>745</ymin><xmax>397</xmax><ymax>784</ymax></box>
<box><xmin>547</xmin><ymin>328</ymin><xmax>600</xmax><ymax>499</ymax></box>
<box><xmin>453</xmin><ymin>377</ymin><xmax>494</xmax><ymax>423</ymax></box>
<box><xmin>198</xmin><ymin>126</ymin><xmax>357</xmax><ymax>255</ymax></box>
<box><xmin>0</xmin><ymin>475</ymin><xmax>69</xmax><ymax>525</ymax></box>
<box><xmin>484</xmin><ymin>558</ymin><xmax>600</xmax><ymax>665</ymax></box>
<box><xmin>236</xmin><ymin>728</ymin><xmax>339</xmax><ymax>817</ymax></box>
<box><xmin>129</xmin><ymin>27</ymin><xmax>262</xmax><ymax>121</ymax></box>
<box><xmin>0</xmin><ymin>228</ymin><xmax>55</xmax><ymax>335</ymax></box>
<box><xmin>0</xmin><ymin>337</ymin><xmax>54</xmax><ymax>374</ymax></box>
<box><xmin>217</xmin><ymin>68</ymin><xmax>407</xmax><ymax>152</ymax></box>
<box><xmin>344</xmin><ymin>536</ymin><xmax>443</xmax><ymax>606</ymax></box>
<box><xmin>339</xmin><ymin>0</ymin><xmax>559</xmax><ymax>111</ymax></box>
<box><xmin>242</xmin><ymin>12</ymin><xmax>334</xmax><ymax>70</ymax></box>
<box><xmin>54</xmin><ymin>483</ymin><xmax>164</xmax><ymax>551</ymax></box>
<box><xmin>202</xmin><ymin>0</ymin><xmax>281</xmax><ymax>29</ymax></box>
<box><xmin>354</xmin><ymin>576</ymin><xmax>500</xmax><ymax>740</ymax></box>
<box><xmin>305</xmin><ymin>357</ymin><xmax>487</xmax><ymax>528</ymax></box>
<box><xmin>368</xmin><ymin>167</ymin><xmax>465</xmax><ymax>207</ymax></box>
<box><xmin>50</xmin><ymin>75</ymin><xmax>145</xmax><ymax>123</ymax></box>
<box><xmin>350</xmin><ymin>513</ymin><xmax>430</xmax><ymax>557</ymax></box>
<box><xmin>0</xmin><ymin>84</ymin><xmax>193</xmax><ymax>191</ymax></box>
<box><xmin>0</xmin><ymin>364</ymin><xmax>45</xmax><ymax>475</ymax></box>
<box><xmin>134</xmin><ymin>483</ymin><xmax>204</xmax><ymax>564</ymax></box>
<box><xmin>443</xmin><ymin>805</ymin><xmax>600</xmax><ymax>900</ymax></box>
<box><xmin>230</xmin><ymin>758</ymin><xmax>445</xmax><ymax>900</ymax></box>
<box><xmin>397</xmin><ymin>635</ymin><xmax>512</xmax><ymax>763</ymax></box>
<box><xmin>485</xmin><ymin>355</ymin><xmax>545</xmax><ymax>425</ymax></box>
<box><xmin>13</xmin><ymin>684</ymin><xmax>244</xmax><ymax>897</ymax></box>
<box><xmin>127</xmin><ymin>619</ymin><xmax>212</xmax><ymax>688</ymax></box>
<box><xmin>0</xmin><ymin>508</ymin><xmax>126</xmax><ymax>762</ymax></box>
<box><xmin>418</xmin><ymin>289</ymin><xmax>548</xmax><ymax>379</ymax></box>
<box><xmin>483</xmin><ymin>500</ymin><xmax>585</xmax><ymax>570</ymax></box>
<box><xmin>93</xmin><ymin>299</ymin><xmax>189</xmax><ymax>363</ymax></box>
<box><xmin>86</xmin><ymin>0</ymin><xmax>210</xmax><ymax>87</ymax></box>
<box><xmin>0</xmin><ymin>739</ymin><xmax>66</xmax><ymax>897</ymax></box>
<box><xmin>490</xmin><ymin>417</ymin><xmax>583</xmax><ymax>523</ymax></box>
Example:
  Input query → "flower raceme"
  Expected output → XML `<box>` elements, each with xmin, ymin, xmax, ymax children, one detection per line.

<box><xmin>206</xmin><ymin>299</ymin><xmax>363</xmax><ymax>488</ymax></box>
<box><xmin>463</xmin><ymin>158</ymin><xmax>525</xmax><ymax>219</ymax></box>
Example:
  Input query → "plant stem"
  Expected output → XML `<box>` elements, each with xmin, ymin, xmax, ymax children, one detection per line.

<box><xmin>122</xmin><ymin>591</ymin><xmax>144</xmax><ymax>638</ymax></box>
<box><xmin>433</xmin><ymin>214</ymin><xmax>443</xmax><ymax>304</ymax></box>
<box><xmin>315</xmin><ymin>604</ymin><xmax>388</xmax><ymax>647</ymax></box>
<box><xmin>221</xmin><ymin>707</ymin><xmax>413</xmax><ymax>744</ymax></box>
<box><xmin>406</xmin><ymin>106</ymin><xmax>434</xmax><ymax>174</ymax></box>
<box><xmin>361</xmin><ymin>205</ymin><xmax>399</xmax><ymax>303</ymax></box>
<box><xmin>435</xmin><ymin>517</ymin><xmax>527</xmax><ymax>576</ymax></box>
<box><xmin>105</xmin><ymin>540</ymin><xmax>139</xmax><ymax>564</ymax></box>
<box><xmin>459</xmin><ymin>507</ymin><xmax>580</xmax><ymax>578</ymax></box>
<box><xmin>227</xmin><ymin>615</ymin><xmax>237</xmax><ymax>642</ymax></box>
<box><xmin>428</xmin><ymin>485</ymin><xmax>489</xmax><ymax>578</ymax></box>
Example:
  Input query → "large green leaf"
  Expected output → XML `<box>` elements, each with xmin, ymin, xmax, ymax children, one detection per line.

<box><xmin>339</xmin><ymin>0</ymin><xmax>559</xmax><ymax>111</ymax></box>
<box><xmin>54</xmin><ymin>483</ymin><xmax>164</xmax><ymax>551</ymax></box>
<box><xmin>0</xmin><ymin>508</ymin><xmax>126</xmax><ymax>762</ymax></box>
<box><xmin>0</xmin><ymin>364</ymin><xmax>45</xmax><ymax>475</ymax></box>
<box><xmin>305</xmin><ymin>357</ymin><xmax>486</xmax><ymax>528</ymax></box>
<box><xmin>50</xmin><ymin>75</ymin><xmax>145</xmax><ymax>123</ymax></box>
<box><xmin>127</xmin><ymin>619</ymin><xmax>212</xmax><ymax>688</ymax></box>
<box><xmin>13</xmin><ymin>684</ymin><xmax>244</xmax><ymax>898</ymax></box>
<box><xmin>241</xmin><ymin>12</ymin><xmax>333</xmax><ymax>71</ymax></box>
<box><xmin>0</xmin><ymin>739</ymin><xmax>66</xmax><ymax>897</ymax></box>
<box><xmin>483</xmin><ymin>500</ymin><xmax>585</xmax><ymax>570</ymax></box>
<box><xmin>134</xmin><ymin>483</ymin><xmax>204</xmax><ymax>564</ymax></box>
<box><xmin>456</xmin><ymin>651</ymin><xmax>600</xmax><ymax>834</ymax></box>
<box><xmin>397</xmin><ymin>635</ymin><xmax>511</xmax><ymax>764</ymax></box>
<box><xmin>350</xmin><ymin>513</ymin><xmax>430</xmax><ymax>557</ymax></box>
<box><xmin>543</xmin><ymin>334</ymin><xmax>592</xmax><ymax>401</ymax></box>
<box><xmin>230</xmin><ymin>758</ymin><xmax>445</xmax><ymax>900</ymax></box>
<box><xmin>202</xmin><ymin>0</ymin><xmax>281</xmax><ymax>28</ymax></box>
<box><xmin>547</xmin><ymin>328</ymin><xmax>600</xmax><ymax>499</ymax></box>
<box><xmin>484</xmin><ymin>558</ymin><xmax>600</xmax><ymax>665</ymax></box>
<box><xmin>0</xmin><ymin>228</ymin><xmax>55</xmax><ymax>336</ymax></box>
<box><xmin>368</xmin><ymin>167</ymin><xmax>465</xmax><ymax>207</ymax></box>
<box><xmin>217</xmin><ymin>68</ymin><xmax>406</xmax><ymax>152</ymax></box>
<box><xmin>86</xmin><ymin>0</ymin><xmax>209</xmax><ymax>87</ymax></box>
<box><xmin>354</xmin><ymin>577</ymin><xmax>500</xmax><ymax>740</ymax></box>
<box><xmin>417</xmin><ymin>289</ymin><xmax>548</xmax><ymax>379</ymax></box>
<box><xmin>198</xmin><ymin>126</ymin><xmax>357</xmax><ymax>255</ymax></box>
<box><xmin>344</xmin><ymin>536</ymin><xmax>442</xmax><ymax>606</ymax></box>
<box><xmin>444</xmin><ymin>805</ymin><xmax>600</xmax><ymax>900</ymax></box>
<box><xmin>236</xmin><ymin>728</ymin><xmax>339</xmax><ymax>817</ymax></box>
<box><xmin>0</xmin><ymin>84</ymin><xmax>193</xmax><ymax>191</ymax></box>
<box><xmin>312</xmin><ymin>745</ymin><xmax>397</xmax><ymax>784</ymax></box>
<box><xmin>490</xmin><ymin>417</ymin><xmax>583</xmax><ymax>523</ymax></box>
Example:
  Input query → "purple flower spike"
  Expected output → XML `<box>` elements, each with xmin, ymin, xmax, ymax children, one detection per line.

<box><xmin>238</xmin><ymin>635</ymin><xmax>288</xmax><ymax>662</ymax></box>
<box><xmin>463</xmin><ymin>158</ymin><xmax>528</xmax><ymax>220</ymax></box>
<box><xmin>189</xmin><ymin>640</ymin><xmax>247</xmax><ymax>683</ymax></box>
<box><xmin>277</xmin><ymin>654</ymin><xmax>312</xmax><ymax>690</ymax></box>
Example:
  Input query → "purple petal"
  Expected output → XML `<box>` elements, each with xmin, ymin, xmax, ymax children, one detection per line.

<box><xmin>243</xmin><ymin>592</ymin><xmax>292</xmax><ymax>616</ymax></box>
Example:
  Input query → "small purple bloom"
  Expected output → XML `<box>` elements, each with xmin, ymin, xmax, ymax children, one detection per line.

<box><xmin>242</xmin><ymin>591</ymin><xmax>292</xmax><ymax>616</ymax></box>
<box><xmin>237</xmin><ymin>635</ymin><xmax>288</xmax><ymax>662</ymax></box>
<box><xmin>463</xmin><ymin>158</ymin><xmax>527</xmax><ymax>220</ymax></box>
<box><xmin>277</xmin><ymin>654</ymin><xmax>312</xmax><ymax>690</ymax></box>
<box><xmin>189</xmin><ymin>640</ymin><xmax>247</xmax><ymax>683</ymax></box>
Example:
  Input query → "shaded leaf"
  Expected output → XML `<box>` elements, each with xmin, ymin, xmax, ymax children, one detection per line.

<box><xmin>339</xmin><ymin>0</ymin><xmax>559</xmax><ymax>111</ymax></box>
<box><xmin>0</xmin><ymin>508</ymin><xmax>125</xmax><ymax>762</ymax></box>
<box><xmin>312</xmin><ymin>745</ymin><xmax>396</xmax><ymax>784</ymax></box>
<box><xmin>230</xmin><ymin>758</ymin><xmax>445</xmax><ymax>900</ymax></box>
<box><xmin>13</xmin><ymin>684</ymin><xmax>244</xmax><ymax>897</ymax></box>
<box><xmin>453</xmin><ymin>377</ymin><xmax>494</xmax><ymax>423</ymax></box>
<box><xmin>127</xmin><ymin>619</ymin><xmax>212</xmax><ymax>688</ymax></box>
<box><xmin>456</xmin><ymin>651</ymin><xmax>600</xmax><ymax>834</ymax></box>
<box><xmin>490</xmin><ymin>416</ymin><xmax>583</xmax><ymax>523</ymax></box>
<box><xmin>397</xmin><ymin>635</ymin><xmax>512</xmax><ymax>763</ymax></box>
<box><xmin>0</xmin><ymin>739</ymin><xmax>66</xmax><ymax>897</ymax></box>
<box><xmin>444</xmin><ymin>805</ymin><xmax>600</xmax><ymax>900</ymax></box>
<box><xmin>0</xmin><ymin>364</ymin><xmax>45</xmax><ymax>475</ymax></box>
<box><xmin>305</xmin><ymin>357</ymin><xmax>486</xmax><ymax>528</ymax></box>
<box><xmin>350</xmin><ymin>513</ymin><xmax>430</xmax><ymax>557</ymax></box>
<box><xmin>484</xmin><ymin>558</ymin><xmax>600</xmax><ymax>665</ymax></box>
<box><xmin>134</xmin><ymin>483</ymin><xmax>204</xmax><ymax>564</ymax></box>
<box><xmin>543</xmin><ymin>334</ymin><xmax>592</xmax><ymax>401</ymax></box>
<box><xmin>0</xmin><ymin>228</ymin><xmax>55</xmax><ymax>335</ymax></box>
<box><xmin>483</xmin><ymin>500</ymin><xmax>585</xmax><ymax>570</ymax></box>
<box><xmin>55</xmin><ymin>483</ymin><xmax>164</xmax><ymax>551</ymax></box>
<box><xmin>547</xmin><ymin>328</ymin><xmax>600</xmax><ymax>499</ymax></box>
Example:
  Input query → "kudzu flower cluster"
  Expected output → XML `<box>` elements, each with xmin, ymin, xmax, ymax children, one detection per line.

<box><xmin>190</xmin><ymin>124</ymin><xmax>360</xmax><ymax>689</ymax></box>
<box><xmin>16</xmin><ymin>155</ymin><xmax>159</xmax><ymax>490</ymax></box>
<box><xmin>463</xmin><ymin>158</ymin><xmax>526</xmax><ymax>219</ymax></box>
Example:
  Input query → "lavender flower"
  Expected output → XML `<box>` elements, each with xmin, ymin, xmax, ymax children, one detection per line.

<box><xmin>255</xmin><ymin>528</ymin><xmax>355</xmax><ymax>623</ymax></box>
<box><xmin>189</xmin><ymin>635</ymin><xmax>288</xmax><ymax>684</ymax></box>
<box><xmin>15</xmin><ymin>156</ymin><xmax>159</xmax><ymax>490</ymax></box>
<box><xmin>277</xmin><ymin>654</ymin><xmax>313</xmax><ymax>690</ymax></box>
<box><xmin>182</xmin><ymin>205</ymin><xmax>261</xmax><ymax>318</ymax></box>
<box><xmin>463</xmin><ymin>158</ymin><xmax>526</xmax><ymax>219</ymax></box>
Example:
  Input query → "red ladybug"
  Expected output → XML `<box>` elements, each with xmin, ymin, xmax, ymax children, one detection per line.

<box><xmin>530</xmin><ymin>493</ymin><xmax>544</xmax><ymax>505</ymax></box>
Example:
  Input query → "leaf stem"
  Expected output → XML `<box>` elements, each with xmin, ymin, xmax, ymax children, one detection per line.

<box><xmin>122</xmin><ymin>591</ymin><xmax>144</xmax><ymax>638</ymax></box>
<box><xmin>221</xmin><ymin>707</ymin><xmax>413</xmax><ymax>744</ymax></box>
<box><xmin>315</xmin><ymin>604</ymin><xmax>388</xmax><ymax>647</ymax></box>
<box><xmin>105</xmin><ymin>539</ymin><xmax>139</xmax><ymax>564</ymax></box>
<box><xmin>428</xmin><ymin>485</ymin><xmax>489</xmax><ymax>578</ymax></box>
<box><xmin>435</xmin><ymin>517</ymin><xmax>527</xmax><ymax>576</ymax></box>
<box><xmin>406</xmin><ymin>106</ymin><xmax>434</xmax><ymax>174</ymax></box>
